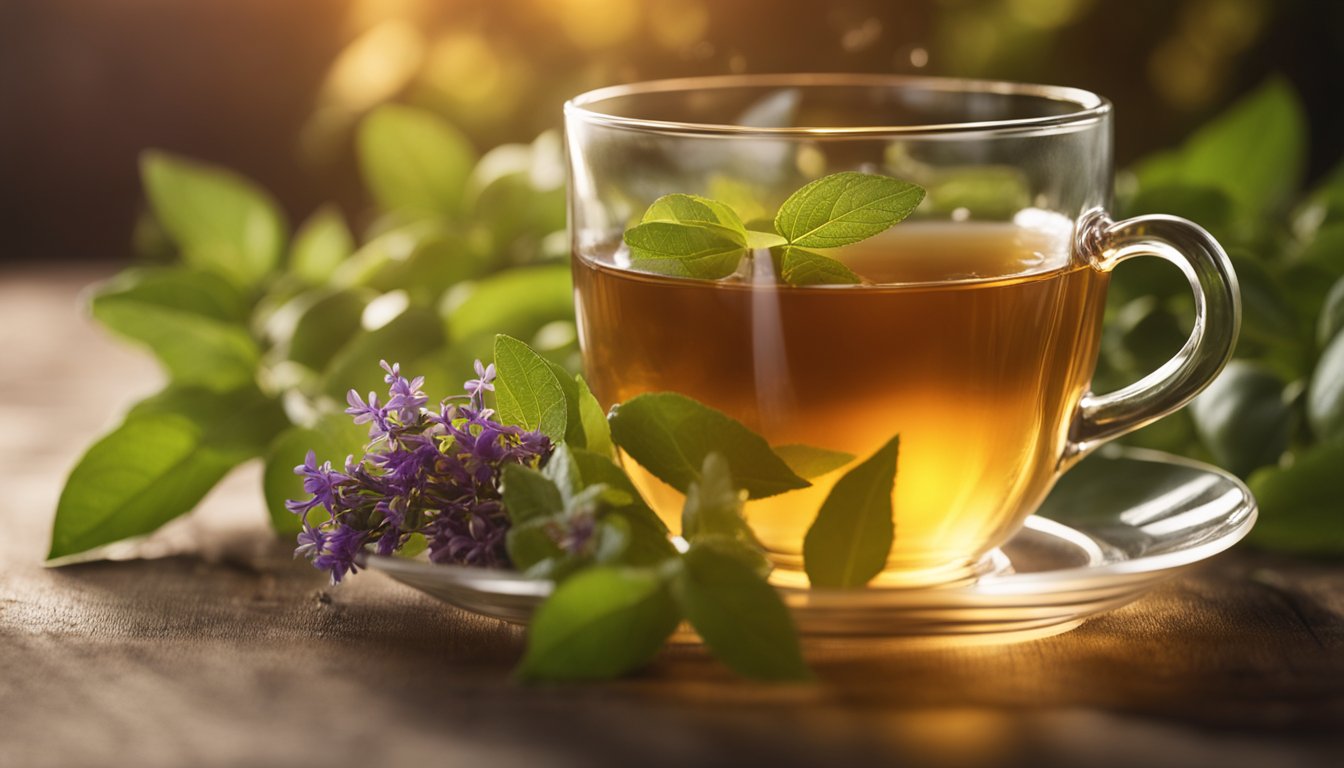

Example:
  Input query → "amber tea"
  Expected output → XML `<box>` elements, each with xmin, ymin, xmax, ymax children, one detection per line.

<box><xmin>574</xmin><ymin>222</ymin><xmax>1110</xmax><ymax>585</ymax></box>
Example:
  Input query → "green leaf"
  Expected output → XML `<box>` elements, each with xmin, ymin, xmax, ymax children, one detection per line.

<box><xmin>608</xmin><ymin>392</ymin><xmax>809</xmax><ymax>499</ymax></box>
<box><xmin>642</xmin><ymin>193</ymin><xmax>748</xmax><ymax>242</ymax></box>
<box><xmin>447</xmin><ymin>265</ymin><xmax>573</xmax><ymax>344</ymax></box>
<box><xmin>779</xmin><ymin>247</ymin><xmax>861</xmax><ymax>286</ymax></box>
<box><xmin>320</xmin><ymin>304</ymin><xmax>446</xmax><ymax>400</ymax></box>
<box><xmin>568</xmin><ymin>448</ymin><xmax>674</xmax><ymax>565</ymax></box>
<box><xmin>501</xmin><ymin>464</ymin><xmax>565</xmax><ymax>524</ymax></box>
<box><xmin>493</xmin><ymin>334</ymin><xmax>567</xmax><ymax>440</ymax></box>
<box><xmin>774</xmin><ymin>172</ymin><xmax>924</xmax><ymax>248</ymax></box>
<box><xmin>803</xmin><ymin>435</ymin><xmax>900</xmax><ymax>588</ymax></box>
<box><xmin>289</xmin><ymin>205</ymin><xmax>354</xmax><ymax>284</ymax></box>
<box><xmin>1319</xmin><ymin>277</ymin><xmax>1344</xmax><ymax>348</ymax></box>
<box><xmin>262</xmin><ymin>413</ymin><xmax>367</xmax><ymax>536</ymax></box>
<box><xmin>1136</xmin><ymin>77</ymin><xmax>1306</xmax><ymax>216</ymax></box>
<box><xmin>675</xmin><ymin>544</ymin><xmax>808</xmax><ymax>681</ymax></box>
<box><xmin>91</xmin><ymin>269</ymin><xmax>259</xmax><ymax>392</ymax></box>
<box><xmin>1189</xmin><ymin>362</ymin><xmax>1293</xmax><ymax>477</ymax></box>
<box><xmin>541</xmin><ymin>358</ymin><xmax>585</xmax><ymax>447</ymax></box>
<box><xmin>1307</xmin><ymin>331</ymin><xmax>1344</xmax><ymax>441</ymax></box>
<box><xmin>575</xmin><ymin>376</ymin><xmax>613</xmax><ymax>457</ymax></box>
<box><xmin>623</xmin><ymin>222</ymin><xmax>746</xmax><ymax>279</ymax></box>
<box><xmin>50</xmin><ymin>386</ymin><xmax>284</xmax><ymax>561</ymax></box>
<box><xmin>517</xmin><ymin>566</ymin><xmax>680</xmax><ymax>681</ymax></box>
<box><xmin>357</xmin><ymin>104</ymin><xmax>475</xmax><ymax>216</ymax></box>
<box><xmin>140</xmin><ymin>151</ymin><xmax>286</xmax><ymax>287</ymax></box>
<box><xmin>771</xmin><ymin>444</ymin><xmax>855</xmax><ymax>479</ymax></box>
<box><xmin>1248</xmin><ymin>441</ymin><xmax>1344</xmax><ymax>555</ymax></box>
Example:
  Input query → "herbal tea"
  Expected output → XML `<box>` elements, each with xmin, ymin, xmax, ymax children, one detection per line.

<box><xmin>574</xmin><ymin>221</ymin><xmax>1109</xmax><ymax>584</ymax></box>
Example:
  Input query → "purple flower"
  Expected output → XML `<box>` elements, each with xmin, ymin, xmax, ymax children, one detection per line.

<box><xmin>381</xmin><ymin>360</ymin><xmax>428</xmax><ymax>423</ymax></box>
<box><xmin>313</xmin><ymin>524</ymin><xmax>368</xmax><ymax>584</ymax></box>
<box><xmin>288</xmin><ymin>360</ymin><xmax>553</xmax><ymax>583</ymax></box>
<box><xmin>464</xmin><ymin>360</ymin><xmax>496</xmax><ymax>410</ymax></box>
<box><xmin>287</xmin><ymin>450</ymin><xmax>347</xmax><ymax>517</ymax></box>
<box><xmin>346</xmin><ymin>389</ymin><xmax>391</xmax><ymax>439</ymax></box>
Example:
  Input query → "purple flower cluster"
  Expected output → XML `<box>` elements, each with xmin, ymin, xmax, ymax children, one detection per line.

<box><xmin>289</xmin><ymin>360</ymin><xmax>551</xmax><ymax>583</ymax></box>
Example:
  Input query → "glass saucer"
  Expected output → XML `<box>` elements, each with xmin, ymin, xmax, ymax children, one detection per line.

<box><xmin>364</xmin><ymin>447</ymin><xmax>1257</xmax><ymax>642</ymax></box>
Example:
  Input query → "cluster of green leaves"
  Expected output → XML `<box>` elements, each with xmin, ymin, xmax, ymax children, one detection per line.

<box><xmin>486</xmin><ymin>337</ymin><xmax>902</xmax><ymax>680</ymax></box>
<box><xmin>49</xmin><ymin>105</ymin><xmax>572</xmax><ymax>562</ymax></box>
<box><xmin>1106</xmin><ymin>77</ymin><xmax>1344</xmax><ymax>554</ymax></box>
<box><xmin>623</xmin><ymin>172</ymin><xmax>925</xmax><ymax>285</ymax></box>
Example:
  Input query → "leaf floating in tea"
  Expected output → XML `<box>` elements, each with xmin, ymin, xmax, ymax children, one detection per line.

<box><xmin>779</xmin><ymin>247</ymin><xmax>862</xmax><ymax>286</ymax></box>
<box><xmin>774</xmin><ymin>172</ymin><xmax>925</xmax><ymax>249</ymax></box>
<box><xmin>623</xmin><ymin>221</ymin><xmax>747</xmax><ymax>279</ymax></box>
<box><xmin>608</xmin><ymin>392</ymin><xmax>810</xmax><ymax>499</ymax></box>
<box><xmin>803</xmin><ymin>435</ymin><xmax>900</xmax><ymax>589</ymax></box>
<box><xmin>642</xmin><ymin>193</ymin><xmax>749</xmax><ymax>242</ymax></box>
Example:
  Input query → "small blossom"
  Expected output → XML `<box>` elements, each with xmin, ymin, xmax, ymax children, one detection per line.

<box><xmin>464</xmin><ymin>360</ymin><xmax>496</xmax><ymax>410</ymax></box>
<box><xmin>289</xmin><ymin>360</ymin><xmax>552</xmax><ymax>582</ymax></box>
<box><xmin>346</xmin><ymin>389</ymin><xmax>391</xmax><ymax>439</ymax></box>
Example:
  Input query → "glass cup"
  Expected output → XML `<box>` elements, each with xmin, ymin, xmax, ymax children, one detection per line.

<box><xmin>564</xmin><ymin>74</ymin><xmax>1239</xmax><ymax>587</ymax></box>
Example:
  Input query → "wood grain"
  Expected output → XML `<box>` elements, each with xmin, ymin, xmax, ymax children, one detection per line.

<box><xmin>3</xmin><ymin>267</ymin><xmax>1342</xmax><ymax>768</ymax></box>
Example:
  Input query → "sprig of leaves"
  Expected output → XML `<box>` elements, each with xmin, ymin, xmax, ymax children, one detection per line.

<box><xmin>50</xmin><ymin>105</ymin><xmax>572</xmax><ymax>561</ymax></box>
<box><xmin>623</xmin><ymin>172</ymin><xmax>925</xmax><ymax>285</ymax></box>
<box><xmin>478</xmin><ymin>336</ymin><xmax>900</xmax><ymax>681</ymax></box>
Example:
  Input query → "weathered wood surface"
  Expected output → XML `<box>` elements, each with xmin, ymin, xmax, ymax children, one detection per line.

<box><xmin>3</xmin><ymin>267</ymin><xmax>1343</xmax><ymax>768</ymax></box>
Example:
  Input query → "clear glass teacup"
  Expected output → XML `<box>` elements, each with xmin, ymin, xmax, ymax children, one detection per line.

<box><xmin>565</xmin><ymin>75</ymin><xmax>1239</xmax><ymax>587</ymax></box>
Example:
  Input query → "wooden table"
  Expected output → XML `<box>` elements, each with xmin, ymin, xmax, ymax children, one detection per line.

<box><xmin>3</xmin><ymin>267</ymin><xmax>1343</xmax><ymax>768</ymax></box>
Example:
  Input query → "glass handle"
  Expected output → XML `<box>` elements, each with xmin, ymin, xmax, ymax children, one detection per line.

<box><xmin>1065</xmin><ymin>212</ymin><xmax>1241</xmax><ymax>461</ymax></box>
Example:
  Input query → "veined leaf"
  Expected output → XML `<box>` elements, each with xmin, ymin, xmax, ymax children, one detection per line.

<box><xmin>642</xmin><ymin>193</ymin><xmax>748</xmax><ymax>242</ymax></box>
<box><xmin>779</xmin><ymin>247</ymin><xmax>861</xmax><ymax>286</ymax></box>
<box><xmin>774</xmin><ymin>172</ymin><xmax>924</xmax><ymax>249</ymax></box>
<box><xmin>623</xmin><ymin>222</ymin><xmax>746</xmax><ymax>279</ymax></box>
<box><xmin>50</xmin><ymin>386</ymin><xmax>284</xmax><ymax>561</ymax></box>
<box><xmin>493</xmin><ymin>334</ymin><xmax>567</xmax><ymax>439</ymax></box>
<box><xmin>608</xmin><ymin>392</ymin><xmax>809</xmax><ymax>499</ymax></box>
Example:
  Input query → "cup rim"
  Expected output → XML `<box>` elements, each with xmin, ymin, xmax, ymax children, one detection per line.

<box><xmin>565</xmin><ymin>73</ymin><xmax>1111</xmax><ymax>138</ymax></box>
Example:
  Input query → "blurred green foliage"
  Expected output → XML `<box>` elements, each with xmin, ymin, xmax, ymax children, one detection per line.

<box><xmin>50</xmin><ymin>105</ymin><xmax>571</xmax><ymax>560</ymax></box>
<box><xmin>1112</xmin><ymin>78</ymin><xmax>1344</xmax><ymax>554</ymax></box>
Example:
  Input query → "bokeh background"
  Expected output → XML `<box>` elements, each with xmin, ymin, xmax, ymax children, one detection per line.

<box><xmin>3</xmin><ymin>0</ymin><xmax>1342</xmax><ymax>266</ymax></box>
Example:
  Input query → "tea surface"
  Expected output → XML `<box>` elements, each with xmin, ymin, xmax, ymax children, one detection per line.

<box><xmin>574</xmin><ymin>222</ymin><xmax>1108</xmax><ymax>584</ymax></box>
